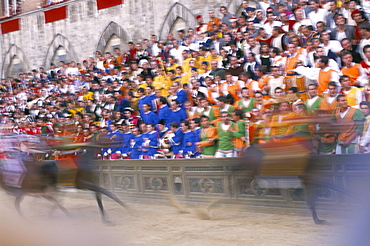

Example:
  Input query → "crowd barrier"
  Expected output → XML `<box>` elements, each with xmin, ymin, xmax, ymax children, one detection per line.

<box><xmin>94</xmin><ymin>154</ymin><xmax>370</xmax><ymax>213</ymax></box>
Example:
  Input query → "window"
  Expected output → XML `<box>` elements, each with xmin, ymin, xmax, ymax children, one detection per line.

<box><xmin>1</xmin><ymin>0</ymin><xmax>22</xmax><ymax>18</ymax></box>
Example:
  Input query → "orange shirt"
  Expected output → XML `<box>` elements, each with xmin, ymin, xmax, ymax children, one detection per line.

<box><xmin>318</xmin><ymin>69</ymin><xmax>334</xmax><ymax>95</ymax></box>
<box><xmin>341</xmin><ymin>63</ymin><xmax>361</xmax><ymax>86</ymax></box>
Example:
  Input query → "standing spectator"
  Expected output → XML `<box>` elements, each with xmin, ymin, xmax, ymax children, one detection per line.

<box><xmin>181</xmin><ymin>120</ymin><xmax>197</xmax><ymax>158</ymax></box>
<box><xmin>359</xmin><ymin>101</ymin><xmax>370</xmax><ymax>153</ymax></box>
<box><xmin>141</xmin><ymin>123</ymin><xmax>159</xmax><ymax>159</ymax></box>
<box><xmin>231</xmin><ymin>109</ymin><xmax>247</xmax><ymax>156</ymax></box>
<box><xmin>214</xmin><ymin>111</ymin><xmax>235</xmax><ymax>158</ymax></box>
<box><xmin>195</xmin><ymin>115</ymin><xmax>218</xmax><ymax>158</ymax></box>
<box><xmin>141</xmin><ymin>103</ymin><xmax>158</xmax><ymax>125</ymax></box>
<box><xmin>207</xmin><ymin>10</ymin><xmax>222</xmax><ymax>32</ymax></box>
<box><xmin>220</xmin><ymin>6</ymin><xmax>235</xmax><ymax>28</ymax></box>
<box><xmin>333</xmin><ymin>95</ymin><xmax>364</xmax><ymax>154</ymax></box>
<box><xmin>167</xmin><ymin>100</ymin><xmax>187</xmax><ymax>128</ymax></box>
<box><xmin>129</xmin><ymin>127</ymin><xmax>143</xmax><ymax>159</ymax></box>
<box><xmin>167</xmin><ymin>122</ymin><xmax>184</xmax><ymax>158</ymax></box>
<box><xmin>308</xmin><ymin>0</ymin><xmax>328</xmax><ymax>28</ymax></box>
<box><xmin>339</xmin><ymin>75</ymin><xmax>364</xmax><ymax>108</ymax></box>
<box><xmin>359</xmin><ymin>23</ymin><xmax>370</xmax><ymax>60</ymax></box>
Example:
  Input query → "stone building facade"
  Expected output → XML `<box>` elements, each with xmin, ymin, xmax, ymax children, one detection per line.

<box><xmin>0</xmin><ymin>0</ymin><xmax>245</xmax><ymax>78</ymax></box>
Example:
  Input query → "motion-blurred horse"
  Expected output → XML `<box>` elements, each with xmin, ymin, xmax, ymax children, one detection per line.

<box><xmin>211</xmin><ymin>139</ymin><xmax>352</xmax><ymax>225</ymax></box>
<box><xmin>0</xmin><ymin>135</ymin><xmax>130</xmax><ymax>224</ymax></box>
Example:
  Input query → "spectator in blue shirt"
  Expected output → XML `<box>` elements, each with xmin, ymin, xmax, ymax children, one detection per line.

<box><xmin>141</xmin><ymin>103</ymin><xmax>159</xmax><ymax>125</ymax></box>
<box><xmin>167</xmin><ymin>100</ymin><xmax>187</xmax><ymax>128</ymax></box>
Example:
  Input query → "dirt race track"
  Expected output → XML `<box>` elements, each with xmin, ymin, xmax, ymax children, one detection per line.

<box><xmin>0</xmin><ymin>189</ymin><xmax>352</xmax><ymax>246</ymax></box>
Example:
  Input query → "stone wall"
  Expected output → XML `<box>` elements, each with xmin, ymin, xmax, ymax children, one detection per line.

<box><xmin>0</xmin><ymin>0</ymin><xmax>245</xmax><ymax>77</ymax></box>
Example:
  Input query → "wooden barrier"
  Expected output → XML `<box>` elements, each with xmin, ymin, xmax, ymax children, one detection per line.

<box><xmin>94</xmin><ymin>154</ymin><xmax>370</xmax><ymax>212</ymax></box>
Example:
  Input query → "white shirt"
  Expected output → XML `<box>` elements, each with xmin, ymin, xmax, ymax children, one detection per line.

<box><xmin>170</xmin><ymin>46</ymin><xmax>187</xmax><ymax>64</ymax></box>
<box><xmin>308</xmin><ymin>8</ymin><xmax>328</xmax><ymax>27</ymax></box>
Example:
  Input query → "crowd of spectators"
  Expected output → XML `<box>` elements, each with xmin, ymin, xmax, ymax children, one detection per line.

<box><xmin>1</xmin><ymin>0</ymin><xmax>370</xmax><ymax>159</ymax></box>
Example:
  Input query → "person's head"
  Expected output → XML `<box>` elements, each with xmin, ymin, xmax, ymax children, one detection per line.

<box><xmin>229</xmin><ymin>56</ymin><xmax>239</xmax><ymax>66</ymax></box>
<box><xmin>288</xmin><ymin>43</ymin><xmax>297</xmax><ymax>55</ymax></box>
<box><xmin>143</xmin><ymin>103</ymin><xmax>151</xmax><ymax>112</ymax></box>
<box><xmin>266</xmin><ymin>12</ymin><xmax>275</xmax><ymax>22</ymax></box>
<box><xmin>232</xmin><ymin>109</ymin><xmax>243</xmax><ymax>121</ymax></box>
<box><xmin>360</xmin><ymin>101</ymin><xmax>370</xmax><ymax>116</ymax></box>
<box><xmin>341</xmin><ymin>51</ymin><xmax>353</xmax><ymax>65</ymax></box>
<box><xmin>247</xmin><ymin>37</ymin><xmax>256</xmax><ymax>47</ymax></box>
<box><xmin>308</xmin><ymin>84</ymin><xmax>318</xmax><ymax>97</ymax></box>
<box><xmin>328</xmin><ymin>0</ymin><xmax>337</xmax><ymax>12</ymax></box>
<box><xmin>320</xmin><ymin>31</ymin><xmax>330</xmax><ymax>42</ymax></box>
<box><xmin>334</xmin><ymin>14</ymin><xmax>346</xmax><ymax>26</ymax></box>
<box><xmin>220</xmin><ymin>111</ymin><xmax>230</xmax><ymax>123</ymax></box>
<box><xmin>241</xmin><ymin>87</ymin><xmax>250</xmax><ymax>98</ymax></box>
<box><xmin>137</xmin><ymin>87</ymin><xmax>145</xmax><ymax>97</ymax></box>
<box><xmin>339</xmin><ymin>75</ymin><xmax>351</xmax><ymax>89</ymax></box>
<box><xmin>246</xmin><ymin>52</ymin><xmax>255</xmax><ymax>63</ymax></box>
<box><xmin>328</xmin><ymin>81</ymin><xmax>338</xmax><ymax>97</ymax></box>
<box><xmin>225</xmin><ymin>73</ymin><xmax>234</xmax><ymax>82</ymax></box>
<box><xmin>352</xmin><ymin>9</ymin><xmax>365</xmax><ymax>23</ymax></box>
<box><xmin>360</xmin><ymin>23</ymin><xmax>370</xmax><ymax>38</ymax></box>
<box><xmin>254</xmin><ymin>92</ymin><xmax>263</xmax><ymax>103</ymax></box>
<box><xmin>208</xmin><ymin>10</ymin><xmax>215</xmax><ymax>18</ymax></box>
<box><xmin>316</xmin><ymin>21</ymin><xmax>326</xmax><ymax>33</ymax></box>
<box><xmin>146</xmin><ymin>123</ymin><xmax>155</xmax><ymax>132</ymax></box>
<box><xmin>131</xmin><ymin>127</ymin><xmax>141</xmax><ymax>136</ymax></box>
<box><xmin>269</xmin><ymin>47</ymin><xmax>280</xmax><ymax>58</ymax></box>
<box><xmin>220</xmin><ymin>6</ymin><xmax>228</xmax><ymax>15</ymax></box>
<box><xmin>278</xmin><ymin>101</ymin><xmax>290</xmax><ymax>113</ymax></box>
<box><xmin>340</xmin><ymin>38</ymin><xmax>352</xmax><ymax>51</ymax></box>
<box><xmin>180</xmin><ymin>120</ymin><xmax>190</xmax><ymax>131</ymax></box>
<box><xmin>200</xmin><ymin>115</ymin><xmax>211</xmax><ymax>128</ymax></box>
<box><xmin>294</xmin><ymin>103</ymin><xmax>307</xmax><ymax>114</ymax></box>
<box><xmin>271</xmin><ymin>66</ymin><xmax>280</xmax><ymax>78</ymax></box>
<box><xmin>315</xmin><ymin>46</ymin><xmax>325</xmax><ymax>57</ymax></box>
<box><xmin>337</xmin><ymin>94</ymin><xmax>348</xmax><ymax>108</ymax></box>
<box><xmin>318</xmin><ymin>56</ymin><xmax>329</xmax><ymax>69</ymax></box>
<box><xmin>190</xmin><ymin>118</ymin><xmax>200</xmax><ymax>130</ymax></box>
<box><xmin>170</xmin><ymin>99</ymin><xmax>180</xmax><ymax>110</ymax></box>
<box><xmin>274</xmin><ymin>87</ymin><xmax>284</xmax><ymax>97</ymax></box>
<box><xmin>363</xmin><ymin>45</ymin><xmax>370</xmax><ymax>60</ymax></box>
<box><xmin>309</xmin><ymin>0</ymin><xmax>319</xmax><ymax>11</ymax></box>
<box><xmin>217</xmin><ymin>96</ymin><xmax>228</xmax><ymax>107</ymax></box>
<box><xmin>198</xmin><ymin>97</ymin><xmax>208</xmax><ymax>108</ymax></box>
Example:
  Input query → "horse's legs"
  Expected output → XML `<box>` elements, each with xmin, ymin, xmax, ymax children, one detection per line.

<box><xmin>305</xmin><ymin>183</ymin><xmax>327</xmax><ymax>225</ymax></box>
<box><xmin>79</xmin><ymin>180</ymin><xmax>131</xmax><ymax>212</ymax></box>
<box><xmin>41</xmin><ymin>194</ymin><xmax>70</xmax><ymax>216</ymax></box>
<box><xmin>95</xmin><ymin>191</ymin><xmax>114</xmax><ymax>225</ymax></box>
<box><xmin>14</xmin><ymin>195</ymin><xmax>24</xmax><ymax>217</ymax></box>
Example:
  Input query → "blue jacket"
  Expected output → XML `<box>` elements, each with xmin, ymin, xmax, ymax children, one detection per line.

<box><xmin>141</xmin><ymin>111</ymin><xmax>159</xmax><ymax>125</ymax></box>
<box><xmin>167</xmin><ymin>108</ymin><xmax>187</xmax><ymax>128</ymax></box>
<box><xmin>158</xmin><ymin>105</ymin><xmax>171</xmax><ymax>125</ymax></box>
<box><xmin>130</xmin><ymin>134</ymin><xmax>143</xmax><ymax>159</ymax></box>
<box><xmin>141</xmin><ymin>131</ymin><xmax>159</xmax><ymax>156</ymax></box>
<box><xmin>182</xmin><ymin>130</ymin><xmax>197</xmax><ymax>155</ymax></box>
<box><xmin>168</xmin><ymin>128</ymin><xmax>184</xmax><ymax>154</ymax></box>
<box><xmin>120</xmin><ymin>132</ymin><xmax>134</xmax><ymax>154</ymax></box>
<box><xmin>108</xmin><ymin>130</ymin><xmax>123</xmax><ymax>153</ymax></box>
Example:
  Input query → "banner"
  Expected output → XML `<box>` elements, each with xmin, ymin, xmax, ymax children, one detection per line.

<box><xmin>97</xmin><ymin>0</ymin><xmax>123</xmax><ymax>10</ymax></box>
<box><xmin>44</xmin><ymin>6</ymin><xmax>67</xmax><ymax>23</ymax></box>
<box><xmin>1</xmin><ymin>19</ymin><xmax>20</xmax><ymax>34</ymax></box>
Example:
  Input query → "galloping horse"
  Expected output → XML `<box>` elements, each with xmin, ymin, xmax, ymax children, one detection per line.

<box><xmin>0</xmin><ymin>135</ymin><xmax>130</xmax><ymax>224</ymax></box>
<box><xmin>214</xmin><ymin>139</ymin><xmax>354</xmax><ymax>225</ymax></box>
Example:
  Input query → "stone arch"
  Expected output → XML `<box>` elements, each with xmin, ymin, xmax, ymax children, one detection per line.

<box><xmin>96</xmin><ymin>21</ymin><xmax>130</xmax><ymax>54</ymax></box>
<box><xmin>44</xmin><ymin>34</ymin><xmax>78</xmax><ymax>69</ymax></box>
<box><xmin>158</xmin><ymin>2</ymin><xmax>197</xmax><ymax>40</ymax></box>
<box><xmin>169</xmin><ymin>17</ymin><xmax>190</xmax><ymax>40</ymax></box>
<box><xmin>1</xmin><ymin>44</ymin><xmax>29</xmax><ymax>78</ymax></box>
